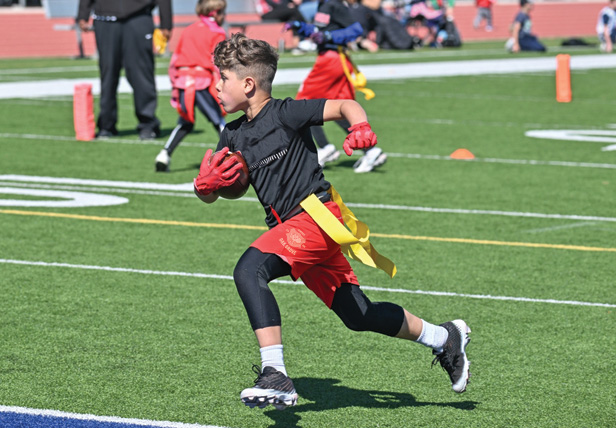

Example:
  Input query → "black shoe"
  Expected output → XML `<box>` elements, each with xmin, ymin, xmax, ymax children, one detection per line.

<box><xmin>432</xmin><ymin>319</ymin><xmax>471</xmax><ymax>393</ymax></box>
<box><xmin>139</xmin><ymin>127</ymin><xmax>160</xmax><ymax>140</ymax></box>
<box><xmin>155</xmin><ymin>149</ymin><xmax>170</xmax><ymax>172</ymax></box>
<box><xmin>240</xmin><ymin>365</ymin><xmax>298</xmax><ymax>410</ymax></box>
<box><xmin>96</xmin><ymin>128</ymin><xmax>118</xmax><ymax>139</ymax></box>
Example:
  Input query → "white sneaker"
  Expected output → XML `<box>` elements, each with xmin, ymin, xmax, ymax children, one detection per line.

<box><xmin>353</xmin><ymin>147</ymin><xmax>387</xmax><ymax>173</ymax></box>
<box><xmin>297</xmin><ymin>39</ymin><xmax>317</xmax><ymax>52</ymax></box>
<box><xmin>155</xmin><ymin>149</ymin><xmax>170</xmax><ymax>172</ymax></box>
<box><xmin>505</xmin><ymin>38</ymin><xmax>515</xmax><ymax>52</ymax></box>
<box><xmin>317</xmin><ymin>144</ymin><xmax>340</xmax><ymax>167</ymax></box>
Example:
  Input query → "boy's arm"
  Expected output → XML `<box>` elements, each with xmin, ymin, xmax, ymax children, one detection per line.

<box><xmin>323</xmin><ymin>99</ymin><xmax>367</xmax><ymax>124</ymax></box>
<box><xmin>323</xmin><ymin>99</ymin><xmax>377</xmax><ymax>156</ymax></box>
<box><xmin>511</xmin><ymin>21</ymin><xmax>521</xmax><ymax>52</ymax></box>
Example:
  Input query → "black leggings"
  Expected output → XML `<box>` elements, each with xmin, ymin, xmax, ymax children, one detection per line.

<box><xmin>233</xmin><ymin>247</ymin><xmax>404</xmax><ymax>336</ymax></box>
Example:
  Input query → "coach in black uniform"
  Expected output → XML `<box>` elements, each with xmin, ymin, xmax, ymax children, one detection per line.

<box><xmin>77</xmin><ymin>0</ymin><xmax>173</xmax><ymax>140</ymax></box>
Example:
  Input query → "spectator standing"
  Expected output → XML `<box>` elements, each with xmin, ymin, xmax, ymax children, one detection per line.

<box><xmin>597</xmin><ymin>0</ymin><xmax>616</xmax><ymax>52</ymax></box>
<box><xmin>155</xmin><ymin>0</ymin><xmax>227</xmax><ymax>172</ymax></box>
<box><xmin>506</xmin><ymin>0</ymin><xmax>545</xmax><ymax>53</ymax></box>
<box><xmin>77</xmin><ymin>0</ymin><xmax>173</xmax><ymax>140</ymax></box>
<box><xmin>473</xmin><ymin>0</ymin><xmax>493</xmax><ymax>32</ymax></box>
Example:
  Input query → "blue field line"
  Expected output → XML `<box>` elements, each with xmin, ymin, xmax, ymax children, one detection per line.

<box><xmin>0</xmin><ymin>405</ymin><xmax>230</xmax><ymax>428</ymax></box>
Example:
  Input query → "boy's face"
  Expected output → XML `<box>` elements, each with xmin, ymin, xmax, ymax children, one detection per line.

<box><xmin>216</xmin><ymin>69</ymin><xmax>248</xmax><ymax>114</ymax></box>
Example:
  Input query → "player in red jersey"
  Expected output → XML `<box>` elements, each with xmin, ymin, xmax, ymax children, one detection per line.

<box><xmin>155</xmin><ymin>0</ymin><xmax>227</xmax><ymax>172</ymax></box>
<box><xmin>286</xmin><ymin>0</ymin><xmax>387</xmax><ymax>172</ymax></box>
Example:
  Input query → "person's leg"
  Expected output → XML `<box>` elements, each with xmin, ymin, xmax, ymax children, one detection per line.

<box><xmin>485</xmin><ymin>8</ymin><xmax>493</xmax><ymax>30</ymax></box>
<box><xmin>194</xmin><ymin>89</ymin><xmax>226</xmax><ymax>135</ymax></box>
<box><xmin>164</xmin><ymin>118</ymin><xmax>194</xmax><ymax>157</ymax></box>
<box><xmin>519</xmin><ymin>34</ymin><xmax>546</xmax><ymax>52</ymax></box>
<box><xmin>234</xmin><ymin>247</ymin><xmax>298</xmax><ymax>409</ymax></box>
<box><xmin>93</xmin><ymin>20</ymin><xmax>122</xmax><ymax>135</ymax></box>
<box><xmin>155</xmin><ymin>116</ymin><xmax>193</xmax><ymax>172</ymax></box>
<box><xmin>330</xmin><ymin>283</ymin><xmax>471</xmax><ymax>393</ymax></box>
<box><xmin>122</xmin><ymin>13</ymin><xmax>160</xmax><ymax>138</ymax></box>
<box><xmin>473</xmin><ymin>9</ymin><xmax>482</xmax><ymax>28</ymax></box>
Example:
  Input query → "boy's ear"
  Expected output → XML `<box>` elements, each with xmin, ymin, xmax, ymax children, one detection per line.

<box><xmin>243</xmin><ymin>76</ymin><xmax>256</xmax><ymax>94</ymax></box>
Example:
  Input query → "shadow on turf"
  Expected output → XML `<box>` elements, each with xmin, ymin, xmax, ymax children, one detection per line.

<box><xmin>261</xmin><ymin>377</ymin><xmax>478</xmax><ymax>427</ymax></box>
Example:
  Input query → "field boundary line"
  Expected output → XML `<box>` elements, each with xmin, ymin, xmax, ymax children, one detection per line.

<box><xmin>0</xmin><ymin>405</ymin><xmax>229</xmax><ymax>428</ymax></box>
<box><xmin>2</xmin><ymin>209</ymin><xmax>615</xmax><ymax>253</ymax></box>
<box><xmin>3</xmin><ymin>132</ymin><xmax>616</xmax><ymax>170</ymax></box>
<box><xmin>1</xmin><ymin>258</ymin><xmax>614</xmax><ymax>308</ymax></box>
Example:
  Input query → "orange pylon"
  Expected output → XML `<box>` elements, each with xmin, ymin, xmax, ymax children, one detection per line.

<box><xmin>73</xmin><ymin>83</ymin><xmax>95</xmax><ymax>141</ymax></box>
<box><xmin>556</xmin><ymin>54</ymin><xmax>572</xmax><ymax>103</ymax></box>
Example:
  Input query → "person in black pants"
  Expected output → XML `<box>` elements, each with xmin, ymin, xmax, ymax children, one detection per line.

<box><xmin>77</xmin><ymin>0</ymin><xmax>173</xmax><ymax>140</ymax></box>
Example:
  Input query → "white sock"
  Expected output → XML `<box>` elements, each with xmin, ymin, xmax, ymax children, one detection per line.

<box><xmin>415</xmin><ymin>320</ymin><xmax>448</xmax><ymax>353</ymax></box>
<box><xmin>260</xmin><ymin>344</ymin><xmax>287</xmax><ymax>376</ymax></box>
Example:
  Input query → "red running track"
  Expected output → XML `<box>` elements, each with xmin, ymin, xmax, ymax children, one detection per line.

<box><xmin>0</xmin><ymin>2</ymin><xmax>603</xmax><ymax>58</ymax></box>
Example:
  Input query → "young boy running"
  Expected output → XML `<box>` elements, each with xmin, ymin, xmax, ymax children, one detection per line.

<box><xmin>194</xmin><ymin>32</ymin><xmax>471</xmax><ymax>410</ymax></box>
<box><xmin>155</xmin><ymin>0</ymin><xmax>227</xmax><ymax>172</ymax></box>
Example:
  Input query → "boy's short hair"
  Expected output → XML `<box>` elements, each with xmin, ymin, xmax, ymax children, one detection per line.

<box><xmin>196</xmin><ymin>0</ymin><xmax>226</xmax><ymax>17</ymax></box>
<box><xmin>213</xmin><ymin>33</ymin><xmax>279</xmax><ymax>93</ymax></box>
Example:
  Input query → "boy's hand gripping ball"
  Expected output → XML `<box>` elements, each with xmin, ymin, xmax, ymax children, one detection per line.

<box><xmin>194</xmin><ymin>148</ymin><xmax>249</xmax><ymax>200</ymax></box>
<box><xmin>216</xmin><ymin>152</ymin><xmax>250</xmax><ymax>199</ymax></box>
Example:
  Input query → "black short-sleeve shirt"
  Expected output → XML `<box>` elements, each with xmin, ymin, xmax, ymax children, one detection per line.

<box><xmin>216</xmin><ymin>97</ymin><xmax>331</xmax><ymax>228</ymax></box>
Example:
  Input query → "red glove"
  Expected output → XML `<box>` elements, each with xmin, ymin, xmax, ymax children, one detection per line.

<box><xmin>343</xmin><ymin>122</ymin><xmax>377</xmax><ymax>156</ymax></box>
<box><xmin>193</xmin><ymin>147</ymin><xmax>243</xmax><ymax>196</ymax></box>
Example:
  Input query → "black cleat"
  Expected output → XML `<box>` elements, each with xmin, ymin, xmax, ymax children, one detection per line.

<box><xmin>432</xmin><ymin>319</ymin><xmax>471</xmax><ymax>393</ymax></box>
<box><xmin>240</xmin><ymin>365</ymin><xmax>298</xmax><ymax>410</ymax></box>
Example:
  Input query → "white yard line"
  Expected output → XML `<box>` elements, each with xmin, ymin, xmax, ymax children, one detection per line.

<box><xmin>1</xmin><ymin>258</ymin><xmax>614</xmax><ymax>308</ymax></box>
<box><xmin>2</xmin><ymin>132</ymin><xmax>615</xmax><ymax>169</ymax></box>
<box><xmin>2</xmin><ymin>174</ymin><xmax>615</xmax><ymax>222</ymax></box>
<box><xmin>2</xmin><ymin>55</ymin><xmax>616</xmax><ymax>99</ymax></box>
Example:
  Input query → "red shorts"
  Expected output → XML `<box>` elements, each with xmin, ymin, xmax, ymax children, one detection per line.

<box><xmin>296</xmin><ymin>50</ymin><xmax>355</xmax><ymax>101</ymax></box>
<box><xmin>250</xmin><ymin>200</ymin><xmax>359</xmax><ymax>308</ymax></box>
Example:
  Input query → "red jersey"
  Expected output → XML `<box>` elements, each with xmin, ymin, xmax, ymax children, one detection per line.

<box><xmin>476</xmin><ymin>0</ymin><xmax>493</xmax><ymax>8</ymax></box>
<box><xmin>171</xmin><ymin>17</ymin><xmax>225</xmax><ymax>73</ymax></box>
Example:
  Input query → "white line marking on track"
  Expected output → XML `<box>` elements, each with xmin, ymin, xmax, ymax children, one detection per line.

<box><xmin>4</xmin><ymin>132</ymin><xmax>616</xmax><ymax>169</ymax></box>
<box><xmin>0</xmin><ymin>187</ymin><xmax>128</xmax><ymax>208</ymax></box>
<box><xmin>0</xmin><ymin>132</ymin><xmax>212</xmax><ymax>148</ymax></box>
<box><xmin>2</xmin><ymin>175</ymin><xmax>615</xmax><ymax>223</ymax></box>
<box><xmin>387</xmin><ymin>152</ymin><xmax>616</xmax><ymax>170</ymax></box>
<box><xmin>346</xmin><ymin>202</ymin><xmax>616</xmax><ymax>223</ymax></box>
<box><xmin>0</xmin><ymin>405</ymin><xmax>230</xmax><ymax>428</ymax></box>
<box><xmin>1</xmin><ymin>259</ymin><xmax>613</xmax><ymax>308</ymax></box>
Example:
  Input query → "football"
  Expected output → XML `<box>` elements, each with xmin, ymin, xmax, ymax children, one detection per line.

<box><xmin>216</xmin><ymin>151</ymin><xmax>250</xmax><ymax>199</ymax></box>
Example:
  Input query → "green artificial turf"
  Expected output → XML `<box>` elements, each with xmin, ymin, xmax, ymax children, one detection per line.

<box><xmin>0</xmin><ymin>42</ymin><xmax>614</xmax><ymax>428</ymax></box>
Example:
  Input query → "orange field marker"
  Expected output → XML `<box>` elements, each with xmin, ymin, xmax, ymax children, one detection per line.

<box><xmin>73</xmin><ymin>83</ymin><xmax>95</xmax><ymax>141</ymax></box>
<box><xmin>450</xmin><ymin>148</ymin><xmax>475</xmax><ymax>160</ymax></box>
<box><xmin>556</xmin><ymin>54</ymin><xmax>572</xmax><ymax>103</ymax></box>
